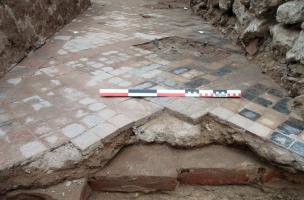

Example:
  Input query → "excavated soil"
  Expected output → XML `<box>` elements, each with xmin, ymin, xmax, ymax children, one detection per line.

<box><xmin>135</xmin><ymin>36</ymin><xmax>231</xmax><ymax>61</ymax></box>
<box><xmin>91</xmin><ymin>185</ymin><xmax>304</xmax><ymax>200</ymax></box>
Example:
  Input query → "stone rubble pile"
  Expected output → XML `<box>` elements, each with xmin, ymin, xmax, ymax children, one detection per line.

<box><xmin>191</xmin><ymin>0</ymin><xmax>304</xmax><ymax>65</ymax></box>
<box><xmin>191</xmin><ymin>0</ymin><xmax>304</xmax><ymax>116</ymax></box>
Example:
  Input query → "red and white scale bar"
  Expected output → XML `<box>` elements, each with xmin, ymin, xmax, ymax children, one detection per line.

<box><xmin>100</xmin><ymin>89</ymin><xmax>242</xmax><ymax>98</ymax></box>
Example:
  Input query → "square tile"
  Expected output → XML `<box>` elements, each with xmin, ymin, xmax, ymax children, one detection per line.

<box><xmin>244</xmin><ymin>88</ymin><xmax>263</xmax><ymax>97</ymax></box>
<box><xmin>247</xmin><ymin>122</ymin><xmax>272</xmax><ymax>139</ymax></box>
<box><xmin>20</xmin><ymin>141</ymin><xmax>47</xmax><ymax>158</ymax></box>
<box><xmin>277</xmin><ymin>123</ymin><xmax>302</xmax><ymax>136</ymax></box>
<box><xmin>272</xmin><ymin>98</ymin><xmax>291</xmax><ymax>115</ymax></box>
<box><xmin>271</xmin><ymin>132</ymin><xmax>294</xmax><ymax>148</ymax></box>
<box><xmin>285</xmin><ymin>118</ymin><xmax>304</xmax><ymax>131</ymax></box>
<box><xmin>239</xmin><ymin>108</ymin><xmax>261</xmax><ymax>121</ymax></box>
<box><xmin>209</xmin><ymin>107</ymin><xmax>235</xmax><ymax>120</ymax></box>
<box><xmin>211</xmin><ymin>66</ymin><xmax>233</xmax><ymax>77</ymax></box>
<box><xmin>227</xmin><ymin>114</ymin><xmax>254</xmax><ymax>130</ymax></box>
<box><xmin>184</xmin><ymin>78</ymin><xmax>210</xmax><ymax>88</ymax></box>
<box><xmin>290</xmin><ymin>141</ymin><xmax>304</xmax><ymax>156</ymax></box>
<box><xmin>181</xmin><ymin>70</ymin><xmax>205</xmax><ymax>80</ymax></box>
<box><xmin>109</xmin><ymin>114</ymin><xmax>134</xmax><ymax>129</ymax></box>
<box><xmin>222</xmin><ymin>99</ymin><xmax>249</xmax><ymax>112</ymax></box>
<box><xmin>71</xmin><ymin>131</ymin><xmax>101</xmax><ymax>151</ymax></box>
<box><xmin>267</xmin><ymin>88</ymin><xmax>284</xmax><ymax>98</ymax></box>
<box><xmin>42</xmin><ymin>131</ymin><xmax>69</xmax><ymax>148</ymax></box>
<box><xmin>98</xmin><ymin>108</ymin><xmax>117</xmax><ymax>120</ymax></box>
<box><xmin>242</xmin><ymin>91</ymin><xmax>257</xmax><ymax>101</ymax></box>
<box><xmin>260</xmin><ymin>93</ymin><xmax>280</xmax><ymax>104</ymax></box>
<box><xmin>90</xmin><ymin>122</ymin><xmax>118</xmax><ymax>141</ymax></box>
<box><xmin>299</xmin><ymin>132</ymin><xmax>304</xmax><ymax>141</ymax></box>
<box><xmin>254</xmin><ymin>97</ymin><xmax>272</xmax><ymax>107</ymax></box>
<box><xmin>257</xmin><ymin>110</ymin><xmax>288</xmax><ymax>129</ymax></box>
<box><xmin>170</xmin><ymin>67</ymin><xmax>190</xmax><ymax>75</ymax></box>
<box><xmin>244</xmin><ymin>102</ymin><xmax>267</xmax><ymax>115</ymax></box>
<box><xmin>88</xmin><ymin>102</ymin><xmax>106</xmax><ymax>112</ymax></box>
<box><xmin>81</xmin><ymin>115</ymin><xmax>104</xmax><ymax>128</ymax></box>
<box><xmin>252</xmin><ymin>83</ymin><xmax>269</xmax><ymax>93</ymax></box>
<box><xmin>62</xmin><ymin>123</ymin><xmax>86</xmax><ymax>138</ymax></box>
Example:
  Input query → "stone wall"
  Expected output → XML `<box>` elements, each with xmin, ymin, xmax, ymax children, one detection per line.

<box><xmin>190</xmin><ymin>0</ymin><xmax>304</xmax><ymax>118</ymax></box>
<box><xmin>0</xmin><ymin>0</ymin><xmax>91</xmax><ymax>77</ymax></box>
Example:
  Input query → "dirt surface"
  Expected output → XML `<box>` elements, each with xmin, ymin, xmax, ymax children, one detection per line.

<box><xmin>90</xmin><ymin>185</ymin><xmax>304</xmax><ymax>200</ymax></box>
<box><xmin>135</xmin><ymin>36</ymin><xmax>232</xmax><ymax>61</ymax></box>
<box><xmin>144</xmin><ymin>0</ymin><xmax>189</xmax><ymax>9</ymax></box>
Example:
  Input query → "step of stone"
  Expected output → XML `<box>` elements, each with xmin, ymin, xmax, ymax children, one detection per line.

<box><xmin>89</xmin><ymin>145</ymin><xmax>178</xmax><ymax>193</ymax></box>
<box><xmin>89</xmin><ymin>145</ymin><xmax>282</xmax><ymax>193</ymax></box>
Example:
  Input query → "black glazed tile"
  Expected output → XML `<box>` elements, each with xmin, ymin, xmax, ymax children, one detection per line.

<box><xmin>272</xmin><ymin>98</ymin><xmax>291</xmax><ymax>114</ymax></box>
<box><xmin>242</xmin><ymin>90</ymin><xmax>257</xmax><ymax>101</ymax></box>
<box><xmin>267</xmin><ymin>88</ymin><xmax>284</xmax><ymax>98</ymax></box>
<box><xmin>290</xmin><ymin>141</ymin><xmax>304</xmax><ymax>157</ymax></box>
<box><xmin>277</xmin><ymin>123</ymin><xmax>302</xmax><ymax>136</ymax></box>
<box><xmin>254</xmin><ymin>97</ymin><xmax>272</xmax><ymax>107</ymax></box>
<box><xmin>271</xmin><ymin>132</ymin><xmax>294</xmax><ymax>148</ymax></box>
<box><xmin>211</xmin><ymin>66</ymin><xmax>233</xmax><ymax>77</ymax></box>
<box><xmin>252</xmin><ymin>83</ymin><xmax>269</xmax><ymax>93</ymax></box>
<box><xmin>285</xmin><ymin>118</ymin><xmax>304</xmax><ymax>131</ymax></box>
<box><xmin>245</xmin><ymin>88</ymin><xmax>264</xmax><ymax>96</ymax></box>
<box><xmin>239</xmin><ymin>108</ymin><xmax>261</xmax><ymax>121</ymax></box>
<box><xmin>184</xmin><ymin>78</ymin><xmax>210</xmax><ymax>88</ymax></box>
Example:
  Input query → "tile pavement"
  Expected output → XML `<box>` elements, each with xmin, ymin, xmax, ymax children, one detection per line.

<box><xmin>0</xmin><ymin>0</ymin><xmax>304</xmax><ymax>171</ymax></box>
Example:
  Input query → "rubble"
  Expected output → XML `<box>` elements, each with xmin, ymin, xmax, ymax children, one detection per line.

<box><xmin>270</xmin><ymin>24</ymin><xmax>300</xmax><ymax>58</ymax></box>
<box><xmin>286</xmin><ymin>31</ymin><xmax>304</xmax><ymax>65</ymax></box>
<box><xmin>190</xmin><ymin>0</ymin><xmax>304</xmax><ymax>96</ymax></box>
<box><xmin>276</xmin><ymin>1</ymin><xmax>304</xmax><ymax>25</ymax></box>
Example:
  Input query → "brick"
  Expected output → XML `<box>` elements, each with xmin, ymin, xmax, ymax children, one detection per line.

<box><xmin>179</xmin><ymin>168</ymin><xmax>259</xmax><ymax>185</ymax></box>
<box><xmin>178</xmin><ymin>145</ymin><xmax>270</xmax><ymax>185</ymax></box>
<box><xmin>89</xmin><ymin>145</ymin><xmax>178</xmax><ymax>192</ymax></box>
<box><xmin>262</xmin><ymin>168</ymin><xmax>284</xmax><ymax>183</ymax></box>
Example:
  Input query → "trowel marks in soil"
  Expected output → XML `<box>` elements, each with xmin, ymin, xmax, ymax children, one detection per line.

<box><xmin>134</xmin><ymin>36</ymin><xmax>231</xmax><ymax>61</ymax></box>
<box><xmin>144</xmin><ymin>0</ymin><xmax>189</xmax><ymax>9</ymax></box>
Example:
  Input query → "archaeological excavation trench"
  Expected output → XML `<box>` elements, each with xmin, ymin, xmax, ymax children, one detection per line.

<box><xmin>2</xmin><ymin>112</ymin><xmax>304</xmax><ymax>199</ymax></box>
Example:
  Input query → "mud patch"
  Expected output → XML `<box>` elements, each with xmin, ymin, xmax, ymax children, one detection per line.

<box><xmin>144</xmin><ymin>0</ymin><xmax>189</xmax><ymax>9</ymax></box>
<box><xmin>134</xmin><ymin>36</ymin><xmax>231</xmax><ymax>61</ymax></box>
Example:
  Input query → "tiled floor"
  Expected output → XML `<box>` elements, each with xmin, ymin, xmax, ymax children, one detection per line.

<box><xmin>0</xmin><ymin>0</ymin><xmax>304</xmax><ymax>170</ymax></box>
